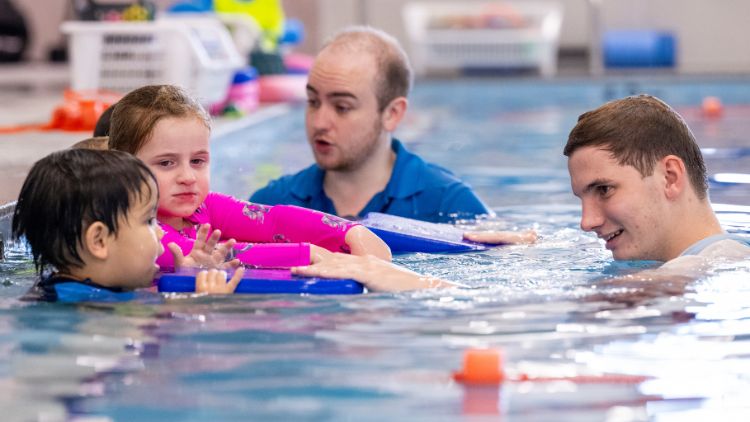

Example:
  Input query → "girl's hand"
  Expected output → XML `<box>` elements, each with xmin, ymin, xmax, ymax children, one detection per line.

<box><xmin>195</xmin><ymin>267</ymin><xmax>244</xmax><ymax>294</ymax></box>
<box><xmin>168</xmin><ymin>224</ymin><xmax>240</xmax><ymax>269</ymax></box>
<box><xmin>463</xmin><ymin>229</ymin><xmax>537</xmax><ymax>245</ymax></box>
<box><xmin>344</xmin><ymin>225</ymin><xmax>392</xmax><ymax>261</ymax></box>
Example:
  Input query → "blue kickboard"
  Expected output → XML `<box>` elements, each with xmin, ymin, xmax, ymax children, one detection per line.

<box><xmin>361</xmin><ymin>212</ymin><xmax>486</xmax><ymax>254</ymax></box>
<box><xmin>158</xmin><ymin>268</ymin><xmax>364</xmax><ymax>295</ymax></box>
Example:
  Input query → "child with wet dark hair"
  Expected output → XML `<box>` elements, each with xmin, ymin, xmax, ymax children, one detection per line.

<box><xmin>12</xmin><ymin>148</ymin><xmax>242</xmax><ymax>301</ymax></box>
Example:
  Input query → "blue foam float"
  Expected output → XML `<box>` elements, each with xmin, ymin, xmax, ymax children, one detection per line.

<box><xmin>158</xmin><ymin>268</ymin><xmax>364</xmax><ymax>295</ymax></box>
<box><xmin>361</xmin><ymin>212</ymin><xmax>486</xmax><ymax>254</ymax></box>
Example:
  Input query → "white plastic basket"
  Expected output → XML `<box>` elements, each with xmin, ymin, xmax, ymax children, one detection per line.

<box><xmin>61</xmin><ymin>18</ymin><xmax>244</xmax><ymax>106</ymax></box>
<box><xmin>403</xmin><ymin>1</ymin><xmax>563</xmax><ymax>77</ymax></box>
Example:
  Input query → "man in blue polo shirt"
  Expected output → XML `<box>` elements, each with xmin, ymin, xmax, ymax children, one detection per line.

<box><xmin>250</xmin><ymin>26</ymin><xmax>489</xmax><ymax>223</ymax></box>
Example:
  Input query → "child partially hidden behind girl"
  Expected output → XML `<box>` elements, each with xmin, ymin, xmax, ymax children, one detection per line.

<box><xmin>13</xmin><ymin>149</ymin><xmax>243</xmax><ymax>301</ymax></box>
<box><xmin>106</xmin><ymin>84</ymin><xmax>390</xmax><ymax>271</ymax></box>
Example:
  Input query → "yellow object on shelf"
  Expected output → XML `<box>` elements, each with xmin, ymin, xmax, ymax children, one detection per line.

<box><xmin>214</xmin><ymin>0</ymin><xmax>284</xmax><ymax>52</ymax></box>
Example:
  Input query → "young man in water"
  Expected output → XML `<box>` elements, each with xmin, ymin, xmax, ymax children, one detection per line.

<box><xmin>565</xmin><ymin>94</ymin><xmax>750</xmax><ymax>277</ymax></box>
<box><xmin>294</xmin><ymin>95</ymin><xmax>750</xmax><ymax>291</ymax></box>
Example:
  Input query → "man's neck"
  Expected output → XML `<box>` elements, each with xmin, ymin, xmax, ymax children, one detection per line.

<box><xmin>323</xmin><ymin>138</ymin><xmax>396</xmax><ymax>218</ymax></box>
<box><xmin>664</xmin><ymin>200</ymin><xmax>724</xmax><ymax>260</ymax></box>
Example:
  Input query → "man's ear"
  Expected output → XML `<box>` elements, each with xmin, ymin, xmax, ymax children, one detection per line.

<box><xmin>381</xmin><ymin>97</ymin><xmax>408</xmax><ymax>132</ymax></box>
<box><xmin>83</xmin><ymin>221</ymin><xmax>111</xmax><ymax>260</ymax></box>
<box><xmin>661</xmin><ymin>155</ymin><xmax>687</xmax><ymax>200</ymax></box>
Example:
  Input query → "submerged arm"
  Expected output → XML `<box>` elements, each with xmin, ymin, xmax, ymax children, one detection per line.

<box><xmin>587</xmin><ymin>255</ymin><xmax>711</xmax><ymax>305</ymax></box>
<box><xmin>292</xmin><ymin>253</ymin><xmax>459</xmax><ymax>292</ymax></box>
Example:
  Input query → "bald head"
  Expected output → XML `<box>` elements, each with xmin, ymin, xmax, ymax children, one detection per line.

<box><xmin>321</xmin><ymin>26</ymin><xmax>413</xmax><ymax>111</ymax></box>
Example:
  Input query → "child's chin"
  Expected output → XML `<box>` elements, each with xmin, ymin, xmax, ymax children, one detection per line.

<box><xmin>165</xmin><ymin>204</ymin><xmax>197</xmax><ymax>216</ymax></box>
<box><xmin>169</xmin><ymin>208</ymin><xmax>194</xmax><ymax>217</ymax></box>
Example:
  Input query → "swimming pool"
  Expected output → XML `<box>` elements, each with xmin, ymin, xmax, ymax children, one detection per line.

<box><xmin>2</xmin><ymin>77</ymin><xmax>750</xmax><ymax>421</ymax></box>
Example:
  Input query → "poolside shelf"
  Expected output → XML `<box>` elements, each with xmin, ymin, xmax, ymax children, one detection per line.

<box><xmin>403</xmin><ymin>1</ymin><xmax>563</xmax><ymax>77</ymax></box>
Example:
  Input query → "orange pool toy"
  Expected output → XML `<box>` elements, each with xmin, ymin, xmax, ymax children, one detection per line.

<box><xmin>701</xmin><ymin>96</ymin><xmax>723</xmax><ymax>118</ymax></box>
<box><xmin>453</xmin><ymin>347</ymin><xmax>652</xmax><ymax>385</ymax></box>
<box><xmin>0</xmin><ymin>89</ymin><xmax>121</xmax><ymax>134</ymax></box>
<box><xmin>453</xmin><ymin>348</ymin><xmax>505</xmax><ymax>384</ymax></box>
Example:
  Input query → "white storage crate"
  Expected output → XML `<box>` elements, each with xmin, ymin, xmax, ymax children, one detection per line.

<box><xmin>61</xmin><ymin>18</ymin><xmax>244</xmax><ymax>106</ymax></box>
<box><xmin>403</xmin><ymin>1</ymin><xmax>563</xmax><ymax>77</ymax></box>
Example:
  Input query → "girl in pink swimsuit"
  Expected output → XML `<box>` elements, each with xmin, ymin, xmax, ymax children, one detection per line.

<box><xmin>107</xmin><ymin>85</ymin><xmax>391</xmax><ymax>270</ymax></box>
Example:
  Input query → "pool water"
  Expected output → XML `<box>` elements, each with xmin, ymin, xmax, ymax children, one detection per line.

<box><xmin>2</xmin><ymin>78</ymin><xmax>750</xmax><ymax>421</ymax></box>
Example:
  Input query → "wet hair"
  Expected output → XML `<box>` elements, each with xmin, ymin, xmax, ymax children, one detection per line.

<box><xmin>564</xmin><ymin>94</ymin><xmax>708</xmax><ymax>199</ymax></box>
<box><xmin>93</xmin><ymin>104</ymin><xmax>115</xmax><ymax>137</ymax></box>
<box><xmin>109</xmin><ymin>85</ymin><xmax>210</xmax><ymax>154</ymax></box>
<box><xmin>12</xmin><ymin>149</ymin><xmax>157</xmax><ymax>275</ymax></box>
<box><xmin>323</xmin><ymin>26</ymin><xmax>413</xmax><ymax>112</ymax></box>
<box><xmin>71</xmin><ymin>136</ymin><xmax>109</xmax><ymax>150</ymax></box>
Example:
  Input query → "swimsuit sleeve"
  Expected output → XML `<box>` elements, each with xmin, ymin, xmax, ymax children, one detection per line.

<box><xmin>234</xmin><ymin>242</ymin><xmax>311</xmax><ymax>267</ymax></box>
<box><xmin>202</xmin><ymin>193</ymin><xmax>358</xmax><ymax>253</ymax></box>
<box><xmin>197</xmin><ymin>193</ymin><xmax>275</xmax><ymax>240</ymax></box>
<box><xmin>157</xmin><ymin>223</ymin><xmax>192</xmax><ymax>270</ymax></box>
<box><xmin>244</xmin><ymin>204</ymin><xmax>358</xmax><ymax>253</ymax></box>
<box><xmin>157</xmin><ymin>222</ymin><xmax>311</xmax><ymax>270</ymax></box>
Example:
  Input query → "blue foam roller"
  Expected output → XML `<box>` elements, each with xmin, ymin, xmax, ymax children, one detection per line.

<box><xmin>158</xmin><ymin>268</ymin><xmax>364</xmax><ymax>295</ymax></box>
<box><xmin>604</xmin><ymin>30</ymin><xmax>675</xmax><ymax>68</ymax></box>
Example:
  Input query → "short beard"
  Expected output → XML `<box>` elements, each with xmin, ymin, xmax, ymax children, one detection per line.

<box><xmin>318</xmin><ymin>117</ymin><xmax>385</xmax><ymax>173</ymax></box>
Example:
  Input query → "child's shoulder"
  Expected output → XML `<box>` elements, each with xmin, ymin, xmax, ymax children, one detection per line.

<box><xmin>23</xmin><ymin>275</ymin><xmax>137</xmax><ymax>303</ymax></box>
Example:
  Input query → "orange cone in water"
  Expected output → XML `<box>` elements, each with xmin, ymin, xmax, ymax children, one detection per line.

<box><xmin>454</xmin><ymin>349</ymin><xmax>504</xmax><ymax>416</ymax></box>
<box><xmin>453</xmin><ymin>348</ymin><xmax>505</xmax><ymax>384</ymax></box>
